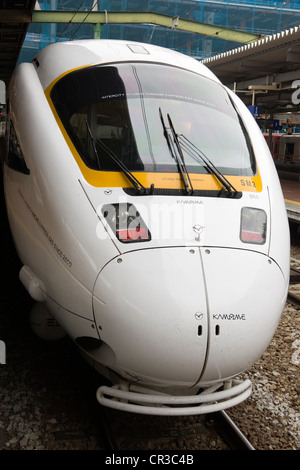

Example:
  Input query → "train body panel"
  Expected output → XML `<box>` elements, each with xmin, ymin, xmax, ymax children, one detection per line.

<box><xmin>3</xmin><ymin>39</ymin><xmax>290</xmax><ymax>415</ymax></box>
<box><xmin>4</xmin><ymin>62</ymin><xmax>119</xmax><ymax>322</ymax></box>
<box><xmin>229</xmin><ymin>91</ymin><xmax>290</xmax><ymax>280</ymax></box>
<box><xmin>34</xmin><ymin>39</ymin><xmax>219</xmax><ymax>92</ymax></box>
<box><xmin>81</xmin><ymin>181</ymin><xmax>272</xmax><ymax>253</ymax></box>
<box><xmin>93</xmin><ymin>247</ymin><xmax>208</xmax><ymax>385</ymax></box>
<box><xmin>199</xmin><ymin>247</ymin><xmax>287</xmax><ymax>384</ymax></box>
<box><xmin>92</xmin><ymin>246</ymin><xmax>287</xmax><ymax>389</ymax></box>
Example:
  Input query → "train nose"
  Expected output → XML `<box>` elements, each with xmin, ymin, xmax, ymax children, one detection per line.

<box><xmin>198</xmin><ymin>247</ymin><xmax>287</xmax><ymax>384</ymax></box>
<box><xmin>92</xmin><ymin>247</ymin><xmax>208</xmax><ymax>386</ymax></box>
<box><xmin>92</xmin><ymin>247</ymin><xmax>288</xmax><ymax>388</ymax></box>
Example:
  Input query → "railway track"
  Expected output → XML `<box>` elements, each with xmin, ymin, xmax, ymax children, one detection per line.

<box><xmin>288</xmin><ymin>258</ymin><xmax>300</xmax><ymax>307</ymax></box>
<box><xmin>92</xmin><ymin>259</ymin><xmax>300</xmax><ymax>452</ymax></box>
<box><xmin>37</xmin><ymin>257</ymin><xmax>300</xmax><ymax>451</ymax></box>
<box><xmin>96</xmin><ymin>403</ymin><xmax>255</xmax><ymax>451</ymax></box>
<box><xmin>207</xmin><ymin>411</ymin><xmax>254</xmax><ymax>450</ymax></box>
<box><xmin>287</xmin><ymin>291</ymin><xmax>300</xmax><ymax>308</ymax></box>
<box><xmin>91</xmin><ymin>259</ymin><xmax>300</xmax><ymax>451</ymax></box>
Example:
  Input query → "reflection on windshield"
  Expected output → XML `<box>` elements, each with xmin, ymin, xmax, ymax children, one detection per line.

<box><xmin>50</xmin><ymin>62</ymin><xmax>256</xmax><ymax>177</ymax></box>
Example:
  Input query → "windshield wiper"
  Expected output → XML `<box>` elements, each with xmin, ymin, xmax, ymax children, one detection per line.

<box><xmin>84</xmin><ymin>118</ymin><xmax>101</xmax><ymax>169</ymax></box>
<box><xmin>159</xmin><ymin>109</ymin><xmax>194</xmax><ymax>195</ymax></box>
<box><xmin>96</xmin><ymin>138</ymin><xmax>154</xmax><ymax>195</ymax></box>
<box><xmin>178</xmin><ymin>134</ymin><xmax>239</xmax><ymax>198</ymax></box>
<box><xmin>85</xmin><ymin>119</ymin><xmax>154</xmax><ymax>195</ymax></box>
<box><xmin>159</xmin><ymin>112</ymin><xmax>239</xmax><ymax>198</ymax></box>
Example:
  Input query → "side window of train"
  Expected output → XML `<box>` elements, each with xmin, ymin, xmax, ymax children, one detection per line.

<box><xmin>6</xmin><ymin>119</ymin><xmax>30</xmax><ymax>174</ymax></box>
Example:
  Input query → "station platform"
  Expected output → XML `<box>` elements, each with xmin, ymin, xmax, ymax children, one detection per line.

<box><xmin>280</xmin><ymin>177</ymin><xmax>300</xmax><ymax>224</ymax></box>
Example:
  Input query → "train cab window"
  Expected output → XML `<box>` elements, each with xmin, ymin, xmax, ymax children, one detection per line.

<box><xmin>50</xmin><ymin>62</ymin><xmax>256</xmax><ymax>177</ymax></box>
<box><xmin>285</xmin><ymin>142</ymin><xmax>294</xmax><ymax>159</ymax></box>
<box><xmin>5</xmin><ymin>120</ymin><xmax>30</xmax><ymax>174</ymax></box>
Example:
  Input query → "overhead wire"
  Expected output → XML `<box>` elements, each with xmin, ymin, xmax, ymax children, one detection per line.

<box><xmin>55</xmin><ymin>0</ymin><xmax>87</xmax><ymax>42</ymax></box>
<box><xmin>69</xmin><ymin>0</ymin><xmax>100</xmax><ymax>40</ymax></box>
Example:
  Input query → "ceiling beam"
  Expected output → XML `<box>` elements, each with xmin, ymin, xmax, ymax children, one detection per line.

<box><xmin>31</xmin><ymin>10</ymin><xmax>259</xmax><ymax>43</ymax></box>
<box><xmin>0</xmin><ymin>9</ymin><xmax>260</xmax><ymax>44</ymax></box>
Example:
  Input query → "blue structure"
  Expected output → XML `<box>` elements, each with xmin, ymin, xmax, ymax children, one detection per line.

<box><xmin>19</xmin><ymin>0</ymin><xmax>300</xmax><ymax>63</ymax></box>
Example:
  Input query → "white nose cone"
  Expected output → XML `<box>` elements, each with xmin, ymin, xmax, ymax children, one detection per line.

<box><xmin>92</xmin><ymin>246</ymin><xmax>287</xmax><ymax>390</ymax></box>
<box><xmin>198</xmin><ymin>247</ymin><xmax>287</xmax><ymax>384</ymax></box>
<box><xmin>29</xmin><ymin>302</ymin><xmax>66</xmax><ymax>341</ymax></box>
<box><xmin>93</xmin><ymin>247</ymin><xmax>208</xmax><ymax>387</ymax></box>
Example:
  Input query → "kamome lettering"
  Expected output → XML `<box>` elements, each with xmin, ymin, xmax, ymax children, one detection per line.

<box><xmin>213</xmin><ymin>314</ymin><xmax>246</xmax><ymax>320</ymax></box>
<box><xmin>0</xmin><ymin>340</ymin><xmax>6</xmax><ymax>364</ymax></box>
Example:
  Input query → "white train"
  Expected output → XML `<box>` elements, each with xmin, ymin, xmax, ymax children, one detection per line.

<box><xmin>3</xmin><ymin>40</ymin><xmax>290</xmax><ymax>415</ymax></box>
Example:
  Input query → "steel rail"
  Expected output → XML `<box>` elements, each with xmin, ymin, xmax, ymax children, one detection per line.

<box><xmin>208</xmin><ymin>410</ymin><xmax>255</xmax><ymax>450</ymax></box>
<box><xmin>287</xmin><ymin>291</ymin><xmax>300</xmax><ymax>308</ymax></box>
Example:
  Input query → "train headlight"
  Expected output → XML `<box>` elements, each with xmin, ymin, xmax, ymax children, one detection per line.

<box><xmin>102</xmin><ymin>203</ymin><xmax>151</xmax><ymax>243</ymax></box>
<box><xmin>240</xmin><ymin>207</ymin><xmax>267</xmax><ymax>244</ymax></box>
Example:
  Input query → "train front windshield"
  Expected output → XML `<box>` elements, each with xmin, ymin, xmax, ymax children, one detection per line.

<box><xmin>51</xmin><ymin>62</ymin><xmax>256</xmax><ymax>177</ymax></box>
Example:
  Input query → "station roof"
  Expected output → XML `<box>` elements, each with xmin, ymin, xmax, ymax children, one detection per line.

<box><xmin>0</xmin><ymin>2</ymin><xmax>300</xmax><ymax>115</ymax></box>
<box><xmin>0</xmin><ymin>0</ymin><xmax>36</xmax><ymax>84</ymax></box>
<box><xmin>203</xmin><ymin>25</ymin><xmax>300</xmax><ymax>114</ymax></box>
<box><xmin>0</xmin><ymin>5</ymin><xmax>258</xmax><ymax>87</ymax></box>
